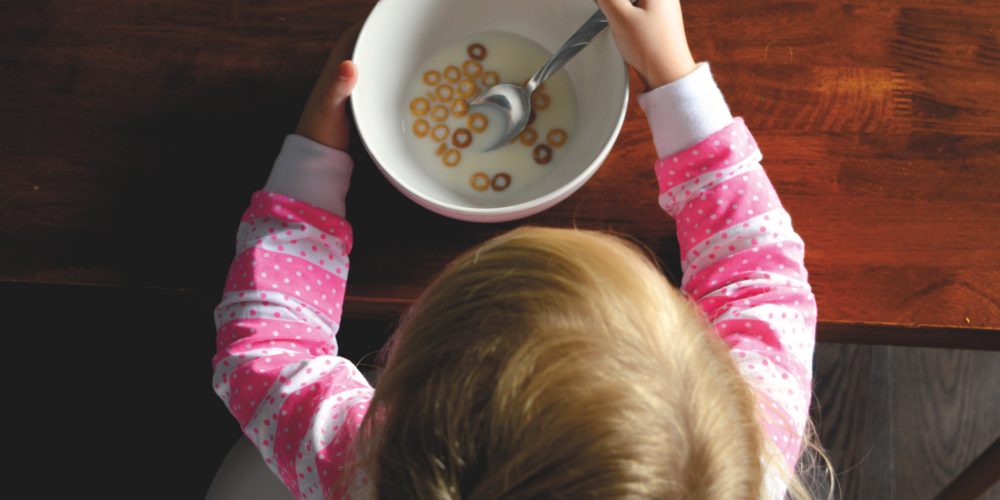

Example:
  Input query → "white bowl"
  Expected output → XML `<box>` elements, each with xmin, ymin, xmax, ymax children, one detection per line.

<box><xmin>352</xmin><ymin>0</ymin><xmax>629</xmax><ymax>222</ymax></box>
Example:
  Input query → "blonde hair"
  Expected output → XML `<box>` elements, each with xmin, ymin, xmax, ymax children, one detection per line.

<box><xmin>350</xmin><ymin>227</ymin><xmax>832</xmax><ymax>499</ymax></box>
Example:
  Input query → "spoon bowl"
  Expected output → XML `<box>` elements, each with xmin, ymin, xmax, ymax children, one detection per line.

<box><xmin>468</xmin><ymin>83</ymin><xmax>531</xmax><ymax>151</ymax></box>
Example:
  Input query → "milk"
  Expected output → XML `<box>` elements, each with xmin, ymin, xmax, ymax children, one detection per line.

<box><xmin>403</xmin><ymin>32</ymin><xmax>577</xmax><ymax>200</ymax></box>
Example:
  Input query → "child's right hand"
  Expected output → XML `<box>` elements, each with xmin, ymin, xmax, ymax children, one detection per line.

<box><xmin>596</xmin><ymin>0</ymin><xmax>697</xmax><ymax>90</ymax></box>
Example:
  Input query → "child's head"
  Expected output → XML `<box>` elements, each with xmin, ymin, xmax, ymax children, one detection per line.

<box><xmin>357</xmin><ymin>227</ymin><xmax>774</xmax><ymax>499</ymax></box>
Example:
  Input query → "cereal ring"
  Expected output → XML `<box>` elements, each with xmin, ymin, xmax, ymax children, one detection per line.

<box><xmin>444</xmin><ymin>65</ymin><xmax>461</xmax><ymax>82</ymax></box>
<box><xmin>452</xmin><ymin>128</ymin><xmax>473</xmax><ymax>149</ymax></box>
<box><xmin>443</xmin><ymin>149</ymin><xmax>461</xmax><ymax>167</ymax></box>
<box><xmin>467</xmin><ymin>43</ymin><xmax>487</xmax><ymax>61</ymax></box>
<box><xmin>430</xmin><ymin>104</ymin><xmax>449</xmax><ymax>122</ymax></box>
<box><xmin>491</xmin><ymin>173</ymin><xmax>511</xmax><ymax>191</ymax></box>
<box><xmin>423</xmin><ymin>70</ymin><xmax>441</xmax><ymax>86</ymax></box>
<box><xmin>481</xmin><ymin>71</ymin><xmax>500</xmax><ymax>87</ymax></box>
<box><xmin>470</xmin><ymin>172</ymin><xmax>490</xmax><ymax>192</ymax></box>
<box><xmin>528</xmin><ymin>110</ymin><xmax>537</xmax><ymax>126</ymax></box>
<box><xmin>462</xmin><ymin>60</ymin><xmax>483</xmax><ymax>79</ymax></box>
<box><xmin>519</xmin><ymin>126</ymin><xmax>538</xmax><ymax>146</ymax></box>
<box><xmin>435</xmin><ymin>143</ymin><xmax>448</xmax><ymax>156</ymax></box>
<box><xmin>450</xmin><ymin>99</ymin><xmax>469</xmax><ymax>117</ymax></box>
<box><xmin>412</xmin><ymin>119</ymin><xmax>430</xmax><ymax>138</ymax></box>
<box><xmin>468</xmin><ymin>112</ymin><xmax>489</xmax><ymax>133</ymax></box>
<box><xmin>409</xmin><ymin>97</ymin><xmax>430</xmax><ymax>116</ymax></box>
<box><xmin>456</xmin><ymin>79</ymin><xmax>478</xmax><ymax>99</ymax></box>
<box><xmin>532</xmin><ymin>92</ymin><xmax>551</xmax><ymax>111</ymax></box>
<box><xmin>533</xmin><ymin>144</ymin><xmax>553</xmax><ymax>165</ymax></box>
<box><xmin>547</xmin><ymin>128</ymin><xmax>568</xmax><ymax>147</ymax></box>
<box><xmin>431</xmin><ymin>124</ymin><xmax>450</xmax><ymax>142</ymax></box>
<box><xmin>435</xmin><ymin>85</ymin><xmax>454</xmax><ymax>102</ymax></box>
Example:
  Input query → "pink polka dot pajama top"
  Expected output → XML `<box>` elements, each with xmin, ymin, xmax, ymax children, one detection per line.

<box><xmin>212</xmin><ymin>63</ymin><xmax>816</xmax><ymax>499</ymax></box>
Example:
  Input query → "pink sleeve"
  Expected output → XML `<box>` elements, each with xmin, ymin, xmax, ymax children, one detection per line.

<box><xmin>656</xmin><ymin>119</ymin><xmax>817</xmax><ymax>471</ymax></box>
<box><xmin>212</xmin><ymin>191</ymin><xmax>373</xmax><ymax>500</ymax></box>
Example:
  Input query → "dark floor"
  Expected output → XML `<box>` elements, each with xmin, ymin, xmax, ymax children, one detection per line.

<box><xmin>5</xmin><ymin>283</ymin><xmax>998</xmax><ymax>499</ymax></box>
<box><xmin>812</xmin><ymin>343</ymin><xmax>1000</xmax><ymax>499</ymax></box>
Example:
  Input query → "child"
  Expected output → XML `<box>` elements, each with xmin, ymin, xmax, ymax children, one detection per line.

<box><xmin>212</xmin><ymin>0</ymin><xmax>831</xmax><ymax>498</ymax></box>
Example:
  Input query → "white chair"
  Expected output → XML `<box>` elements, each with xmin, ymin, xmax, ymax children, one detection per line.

<box><xmin>205</xmin><ymin>436</ymin><xmax>295</xmax><ymax>500</ymax></box>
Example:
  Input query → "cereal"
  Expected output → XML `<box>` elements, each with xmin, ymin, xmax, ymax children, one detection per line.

<box><xmin>481</xmin><ymin>71</ymin><xmax>500</xmax><ymax>87</ymax></box>
<box><xmin>491</xmin><ymin>173</ymin><xmax>512</xmax><ymax>191</ymax></box>
<box><xmin>456</xmin><ymin>79</ymin><xmax>478</xmax><ymax>99</ymax></box>
<box><xmin>406</xmin><ymin>33</ymin><xmax>577</xmax><ymax>195</ymax></box>
<box><xmin>533</xmin><ymin>144</ymin><xmax>553</xmax><ymax>165</ymax></box>
<box><xmin>468</xmin><ymin>112</ymin><xmax>489</xmax><ymax>133</ymax></box>
<box><xmin>450</xmin><ymin>99</ymin><xmax>469</xmax><ymax>117</ymax></box>
<box><xmin>462</xmin><ymin>60</ymin><xmax>483</xmax><ymax>79</ymax></box>
<box><xmin>409</xmin><ymin>97</ymin><xmax>430</xmax><ymax>116</ymax></box>
<box><xmin>435</xmin><ymin>85</ymin><xmax>454</xmax><ymax>102</ymax></box>
<box><xmin>467</xmin><ymin>43</ymin><xmax>487</xmax><ymax>61</ymax></box>
<box><xmin>431</xmin><ymin>124</ymin><xmax>450</xmax><ymax>142</ymax></box>
<box><xmin>470</xmin><ymin>172</ymin><xmax>490</xmax><ymax>191</ymax></box>
<box><xmin>423</xmin><ymin>70</ymin><xmax>441</xmax><ymax>85</ymax></box>
<box><xmin>443</xmin><ymin>149</ymin><xmax>461</xmax><ymax>167</ymax></box>
<box><xmin>444</xmin><ymin>65</ymin><xmax>461</xmax><ymax>82</ymax></box>
<box><xmin>547</xmin><ymin>128</ymin><xmax>568</xmax><ymax>147</ymax></box>
<box><xmin>519</xmin><ymin>127</ymin><xmax>538</xmax><ymax>146</ymax></box>
<box><xmin>430</xmin><ymin>104</ymin><xmax>449</xmax><ymax>122</ymax></box>
<box><xmin>412</xmin><ymin>119</ymin><xmax>430</xmax><ymax>138</ymax></box>
<box><xmin>531</xmin><ymin>92</ymin><xmax>551</xmax><ymax>111</ymax></box>
<box><xmin>452</xmin><ymin>128</ymin><xmax>473</xmax><ymax>149</ymax></box>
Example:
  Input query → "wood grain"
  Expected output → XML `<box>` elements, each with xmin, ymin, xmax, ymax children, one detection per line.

<box><xmin>1</xmin><ymin>0</ymin><xmax>999</xmax><ymax>345</ymax></box>
<box><xmin>812</xmin><ymin>343</ymin><xmax>893</xmax><ymax>500</ymax></box>
<box><xmin>812</xmin><ymin>343</ymin><xmax>1000</xmax><ymax>500</ymax></box>
<box><xmin>935</xmin><ymin>435</ymin><xmax>1000</xmax><ymax>500</ymax></box>
<box><xmin>893</xmin><ymin>347</ymin><xmax>1000</xmax><ymax>499</ymax></box>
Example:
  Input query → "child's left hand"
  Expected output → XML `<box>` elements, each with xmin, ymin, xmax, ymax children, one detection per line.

<box><xmin>295</xmin><ymin>23</ymin><xmax>362</xmax><ymax>150</ymax></box>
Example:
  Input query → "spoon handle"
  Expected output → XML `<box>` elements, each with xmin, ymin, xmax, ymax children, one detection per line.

<box><xmin>524</xmin><ymin>8</ymin><xmax>611</xmax><ymax>94</ymax></box>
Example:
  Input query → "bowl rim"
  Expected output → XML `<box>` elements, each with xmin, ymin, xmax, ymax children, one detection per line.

<box><xmin>351</xmin><ymin>3</ymin><xmax>630</xmax><ymax>222</ymax></box>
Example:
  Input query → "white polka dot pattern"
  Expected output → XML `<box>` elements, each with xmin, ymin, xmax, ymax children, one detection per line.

<box><xmin>658</xmin><ymin>118</ymin><xmax>817</xmax><ymax>486</ymax></box>
<box><xmin>213</xmin><ymin>191</ymin><xmax>373</xmax><ymax>499</ymax></box>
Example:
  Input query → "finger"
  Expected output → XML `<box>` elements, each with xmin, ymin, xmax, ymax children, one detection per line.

<box><xmin>296</xmin><ymin>61</ymin><xmax>357</xmax><ymax>149</ymax></box>
<box><xmin>314</xmin><ymin>22</ymin><xmax>363</xmax><ymax>89</ymax></box>
<box><xmin>330</xmin><ymin>60</ymin><xmax>359</xmax><ymax>106</ymax></box>
<box><xmin>596</xmin><ymin>0</ymin><xmax>637</xmax><ymax>26</ymax></box>
<box><xmin>327</xmin><ymin>22</ymin><xmax>364</xmax><ymax>67</ymax></box>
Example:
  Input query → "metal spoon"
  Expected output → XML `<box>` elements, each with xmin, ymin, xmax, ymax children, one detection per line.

<box><xmin>468</xmin><ymin>7</ymin><xmax>616</xmax><ymax>151</ymax></box>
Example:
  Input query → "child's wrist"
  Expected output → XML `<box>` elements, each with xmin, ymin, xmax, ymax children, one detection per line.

<box><xmin>643</xmin><ymin>53</ymin><xmax>698</xmax><ymax>89</ymax></box>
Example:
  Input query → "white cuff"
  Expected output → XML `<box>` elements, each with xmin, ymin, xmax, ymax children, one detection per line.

<box><xmin>264</xmin><ymin>135</ymin><xmax>353</xmax><ymax>217</ymax></box>
<box><xmin>637</xmin><ymin>62</ymin><xmax>734</xmax><ymax>158</ymax></box>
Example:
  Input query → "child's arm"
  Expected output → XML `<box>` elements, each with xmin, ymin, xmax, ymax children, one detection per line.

<box><xmin>211</xmin><ymin>38</ymin><xmax>373</xmax><ymax>500</ymax></box>
<box><xmin>600</xmin><ymin>0</ymin><xmax>816</xmax><ymax>481</ymax></box>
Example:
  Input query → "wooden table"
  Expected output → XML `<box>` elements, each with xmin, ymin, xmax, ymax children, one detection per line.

<box><xmin>2</xmin><ymin>0</ymin><xmax>998</xmax><ymax>497</ymax></box>
<box><xmin>3</xmin><ymin>0</ymin><xmax>997</xmax><ymax>349</ymax></box>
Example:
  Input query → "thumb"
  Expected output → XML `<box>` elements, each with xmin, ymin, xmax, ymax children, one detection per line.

<box><xmin>296</xmin><ymin>59</ymin><xmax>359</xmax><ymax>150</ymax></box>
<box><xmin>330</xmin><ymin>60</ymin><xmax>359</xmax><ymax>107</ymax></box>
